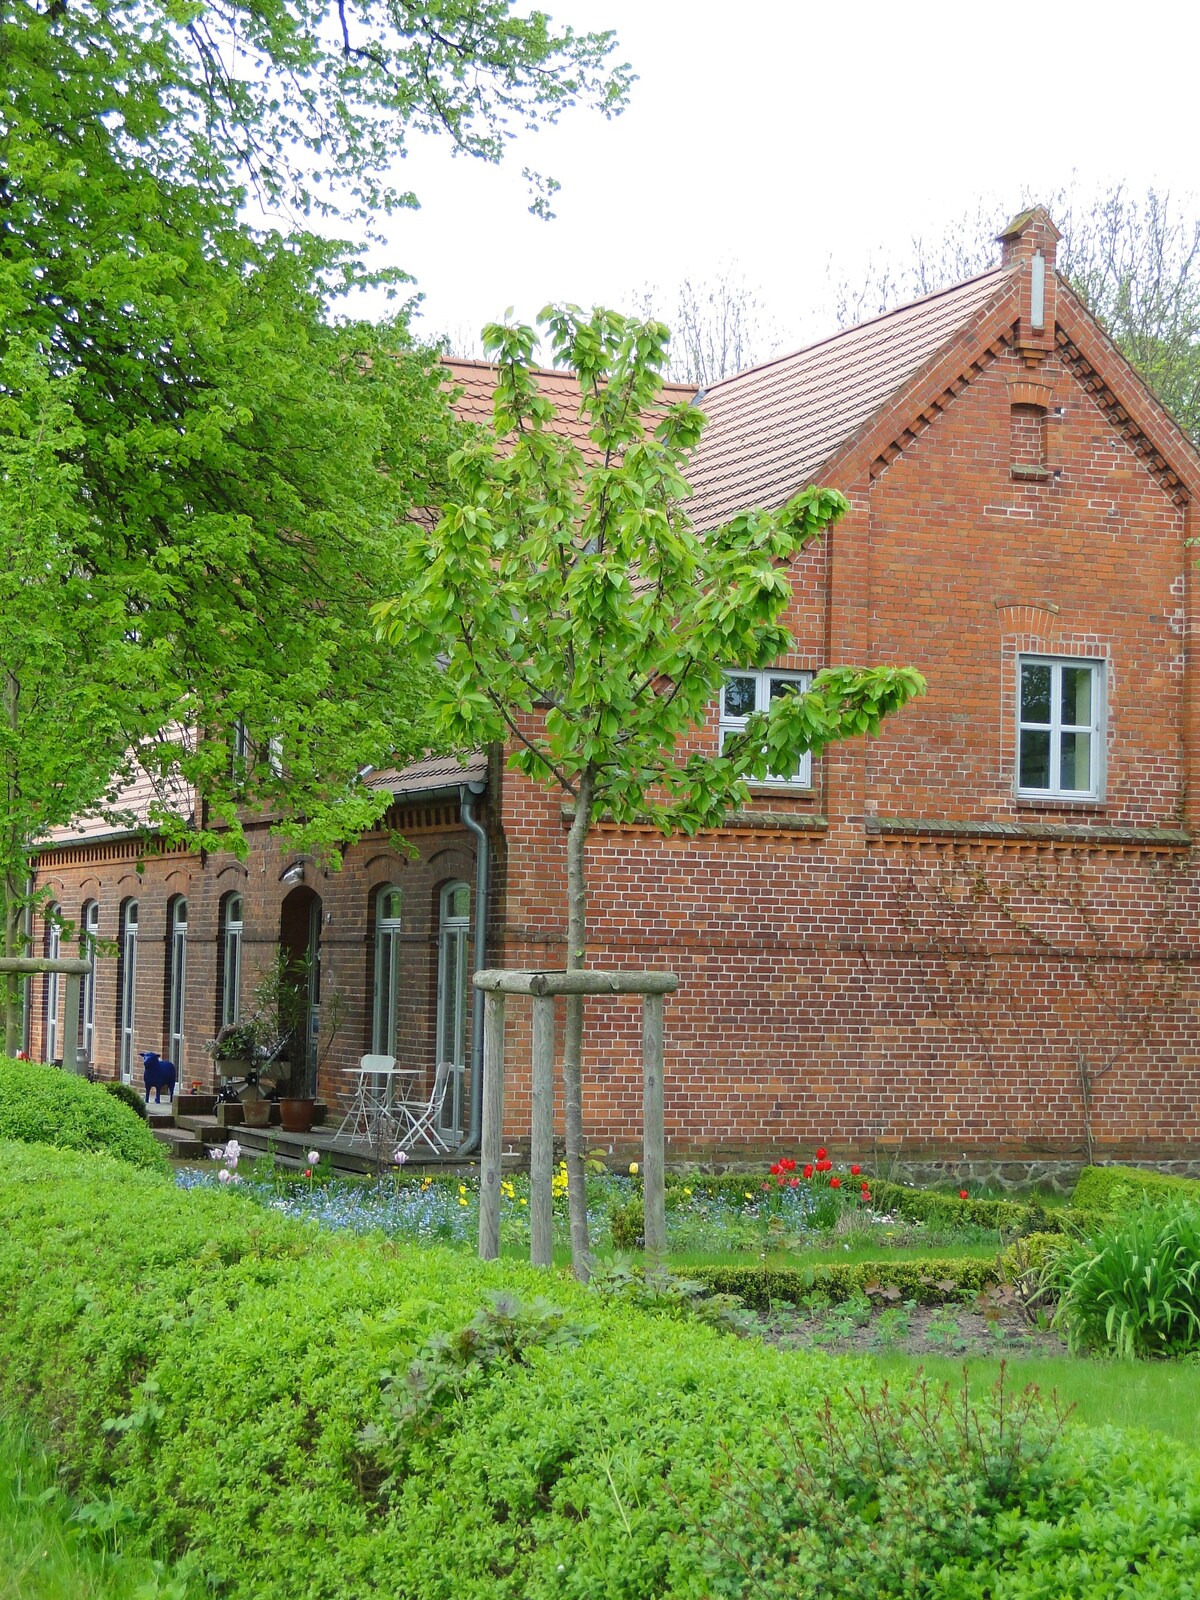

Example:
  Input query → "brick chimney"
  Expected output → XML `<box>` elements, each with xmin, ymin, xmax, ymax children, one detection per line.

<box><xmin>995</xmin><ymin>206</ymin><xmax>1061</xmax><ymax>363</ymax></box>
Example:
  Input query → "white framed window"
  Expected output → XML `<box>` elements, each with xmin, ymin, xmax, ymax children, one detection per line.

<box><xmin>1017</xmin><ymin>656</ymin><xmax>1104</xmax><ymax>799</ymax></box>
<box><xmin>118</xmin><ymin>899</ymin><xmax>139</xmax><ymax>1082</ymax></box>
<box><xmin>168</xmin><ymin>897</ymin><xmax>188</xmax><ymax>1067</ymax></box>
<box><xmin>221</xmin><ymin>893</ymin><xmax>243</xmax><ymax>1027</ymax></box>
<box><xmin>45</xmin><ymin>905</ymin><xmax>61</xmax><ymax>1064</ymax></box>
<box><xmin>371</xmin><ymin>887</ymin><xmax>403</xmax><ymax>1056</ymax></box>
<box><xmin>719</xmin><ymin>669</ymin><xmax>814</xmax><ymax>787</ymax></box>
<box><xmin>81</xmin><ymin>900</ymin><xmax>99</xmax><ymax>1068</ymax></box>
<box><xmin>436</xmin><ymin>882</ymin><xmax>472</xmax><ymax>1140</ymax></box>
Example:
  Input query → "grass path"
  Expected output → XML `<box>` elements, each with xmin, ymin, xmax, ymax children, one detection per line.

<box><xmin>873</xmin><ymin>1352</ymin><xmax>1200</xmax><ymax>1447</ymax></box>
<box><xmin>0</xmin><ymin>1419</ymin><xmax>190</xmax><ymax>1600</ymax></box>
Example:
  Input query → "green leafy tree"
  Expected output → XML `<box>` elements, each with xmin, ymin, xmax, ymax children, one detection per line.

<box><xmin>0</xmin><ymin>1</ymin><xmax>632</xmax><ymax>1042</ymax></box>
<box><xmin>376</xmin><ymin>307</ymin><xmax>924</xmax><ymax>1276</ymax></box>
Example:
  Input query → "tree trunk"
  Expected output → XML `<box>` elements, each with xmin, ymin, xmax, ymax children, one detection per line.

<box><xmin>1</xmin><ymin>870</ymin><xmax>22</xmax><ymax>1056</ymax></box>
<box><xmin>562</xmin><ymin>767</ymin><xmax>594</xmax><ymax>1282</ymax></box>
<box><xmin>2</xmin><ymin>672</ymin><xmax>21</xmax><ymax>1053</ymax></box>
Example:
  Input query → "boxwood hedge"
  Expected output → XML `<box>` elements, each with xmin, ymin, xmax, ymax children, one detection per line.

<box><xmin>3</xmin><ymin>1143</ymin><xmax>1200</xmax><ymax>1599</ymax></box>
<box><xmin>0</xmin><ymin>1056</ymin><xmax>164</xmax><ymax>1169</ymax></box>
<box><xmin>1072</xmin><ymin>1163</ymin><xmax>1199</xmax><ymax>1213</ymax></box>
<box><xmin>692</xmin><ymin>1255</ymin><xmax>999</xmax><ymax>1308</ymax></box>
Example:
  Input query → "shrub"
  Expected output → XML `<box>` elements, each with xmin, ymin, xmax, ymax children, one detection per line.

<box><xmin>1071</xmin><ymin>1163</ymin><xmax>1199</xmax><ymax>1213</ymax></box>
<box><xmin>692</xmin><ymin>1255</ymin><xmax>999</xmax><ymax>1308</ymax></box>
<box><xmin>102</xmin><ymin>1080</ymin><xmax>150</xmax><ymax>1121</ymax></box>
<box><xmin>0</xmin><ymin>1057</ymin><xmax>165</xmax><ymax>1170</ymax></box>
<box><xmin>998</xmin><ymin>1230</ymin><xmax>1071</xmax><ymax>1285</ymax></box>
<box><xmin>694</xmin><ymin>1369</ymin><xmax>1069</xmax><ymax>1598</ymax></box>
<box><xmin>609</xmin><ymin>1194</ymin><xmax>644</xmax><ymax>1248</ymax></box>
<box><xmin>1051</xmin><ymin>1200</ymin><xmax>1200</xmax><ymax>1358</ymax></box>
<box><xmin>3</xmin><ymin>1143</ymin><xmax>1200</xmax><ymax>1598</ymax></box>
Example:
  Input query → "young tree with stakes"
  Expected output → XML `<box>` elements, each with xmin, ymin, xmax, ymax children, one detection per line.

<box><xmin>375</xmin><ymin>307</ymin><xmax>925</xmax><ymax>1278</ymax></box>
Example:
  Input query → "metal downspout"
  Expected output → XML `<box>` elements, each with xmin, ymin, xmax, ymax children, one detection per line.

<box><xmin>456</xmin><ymin>782</ymin><xmax>489</xmax><ymax>1155</ymax></box>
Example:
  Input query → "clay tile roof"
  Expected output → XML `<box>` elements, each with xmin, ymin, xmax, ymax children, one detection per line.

<box><xmin>44</xmin><ymin>764</ymin><xmax>196</xmax><ymax>846</ymax></box>
<box><xmin>441</xmin><ymin>356</ymin><xmax>696</xmax><ymax>463</ymax></box>
<box><xmin>685</xmin><ymin>265</ymin><xmax>1014</xmax><ymax>529</ymax></box>
<box><xmin>364</xmin><ymin>753</ymin><xmax>488</xmax><ymax>797</ymax></box>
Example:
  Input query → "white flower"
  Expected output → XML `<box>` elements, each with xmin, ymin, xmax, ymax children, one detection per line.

<box><xmin>393</xmin><ymin>1148</ymin><xmax>408</xmax><ymax>1166</ymax></box>
<box><xmin>307</xmin><ymin>1150</ymin><xmax>320</xmax><ymax>1166</ymax></box>
<box><xmin>218</xmin><ymin>1169</ymin><xmax>232</xmax><ymax>1184</ymax></box>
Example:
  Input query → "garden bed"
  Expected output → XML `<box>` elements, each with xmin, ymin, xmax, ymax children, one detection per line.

<box><xmin>757</xmin><ymin>1295</ymin><xmax>1064</xmax><ymax>1359</ymax></box>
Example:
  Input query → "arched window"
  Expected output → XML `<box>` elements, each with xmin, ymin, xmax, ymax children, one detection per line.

<box><xmin>371</xmin><ymin>886</ymin><xmax>403</xmax><ymax>1056</ymax></box>
<box><xmin>219</xmin><ymin>893</ymin><xmax>244</xmax><ymax>1028</ymax></box>
<box><xmin>117</xmin><ymin>899</ymin><xmax>139</xmax><ymax>1082</ymax></box>
<box><xmin>167</xmin><ymin>897</ymin><xmax>188</xmax><ymax>1067</ymax></box>
<box><xmin>44</xmin><ymin>905</ymin><xmax>61</xmax><ymax>1063</ymax></box>
<box><xmin>436</xmin><ymin>882</ymin><xmax>472</xmax><ymax>1139</ymax></box>
<box><xmin>80</xmin><ymin>901</ymin><xmax>99</xmax><ymax>1068</ymax></box>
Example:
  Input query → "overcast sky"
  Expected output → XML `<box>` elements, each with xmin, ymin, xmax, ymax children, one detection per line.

<box><xmin>362</xmin><ymin>0</ymin><xmax>1200</xmax><ymax>362</ymax></box>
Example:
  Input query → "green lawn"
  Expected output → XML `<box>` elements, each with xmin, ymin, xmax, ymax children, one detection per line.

<box><xmin>873</xmin><ymin>1353</ymin><xmax>1200</xmax><ymax>1448</ymax></box>
<box><xmin>0</xmin><ymin>1419</ymin><xmax>191</xmax><ymax>1600</ymax></box>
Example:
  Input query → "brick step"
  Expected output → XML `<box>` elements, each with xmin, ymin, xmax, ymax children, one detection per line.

<box><xmin>152</xmin><ymin>1125</ymin><xmax>207</xmax><ymax>1160</ymax></box>
<box><xmin>146</xmin><ymin>1107</ymin><xmax>177</xmax><ymax>1129</ymax></box>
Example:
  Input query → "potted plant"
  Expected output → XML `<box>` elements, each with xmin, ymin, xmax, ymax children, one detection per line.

<box><xmin>248</xmin><ymin>954</ymin><xmax>330</xmax><ymax>1135</ymax></box>
<box><xmin>205</xmin><ymin>1021</ymin><xmax>263</xmax><ymax>1079</ymax></box>
<box><xmin>204</xmin><ymin>1020</ymin><xmax>272</xmax><ymax>1125</ymax></box>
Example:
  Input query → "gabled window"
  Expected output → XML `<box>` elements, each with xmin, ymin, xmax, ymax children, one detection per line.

<box><xmin>1017</xmin><ymin>656</ymin><xmax>1104</xmax><ymax>800</ymax></box>
<box><xmin>719</xmin><ymin>669</ymin><xmax>814</xmax><ymax>787</ymax></box>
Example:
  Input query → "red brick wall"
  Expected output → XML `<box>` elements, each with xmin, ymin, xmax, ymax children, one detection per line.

<box><xmin>30</xmin><ymin>805</ymin><xmax>480</xmax><ymax>1112</ymax></box>
<box><xmin>490</xmin><ymin>337</ymin><xmax>1200</xmax><ymax>1166</ymax></box>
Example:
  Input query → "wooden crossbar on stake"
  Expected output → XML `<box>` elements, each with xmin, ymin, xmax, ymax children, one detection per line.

<box><xmin>0</xmin><ymin>957</ymin><xmax>91</xmax><ymax>1074</ymax></box>
<box><xmin>472</xmin><ymin>969</ymin><xmax>678</xmax><ymax>1269</ymax></box>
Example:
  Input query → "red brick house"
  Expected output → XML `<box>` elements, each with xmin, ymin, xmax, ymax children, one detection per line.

<box><xmin>29</xmin><ymin>208</ymin><xmax>1200</xmax><ymax>1176</ymax></box>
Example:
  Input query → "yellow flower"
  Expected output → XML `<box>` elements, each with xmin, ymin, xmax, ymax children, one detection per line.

<box><xmin>628</xmin><ymin>1162</ymin><xmax>639</xmax><ymax>1176</ymax></box>
<box><xmin>519</xmin><ymin>1197</ymin><xmax>527</xmax><ymax>1206</ymax></box>
<box><xmin>683</xmin><ymin>1187</ymin><xmax>693</xmax><ymax>1196</ymax></box>
<box><xmin>457</xmin><ymin>1184</ymin><xmax>467</xmax><ymax>1196</ymax></box>
<box><xmin>743</xmin><ymin>1192</ymin><xmax>753</xmax><ymax>1199</ymax></box>
<box><xmin>458</xmin><ymin>1197</ymin><xmax>468</xmax><ymax>1207</ymax></box>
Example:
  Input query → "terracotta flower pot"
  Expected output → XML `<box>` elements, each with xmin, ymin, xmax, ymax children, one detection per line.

<box><xmin>278</xmin><ymin>1097</ymin><xmax>316</xmax><ymax>1134</ymax></box>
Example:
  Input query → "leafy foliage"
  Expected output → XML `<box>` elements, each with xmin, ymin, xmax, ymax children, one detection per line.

<box><xmin>1071</xmin><ymin>1163</ymin><xmax>1199</xmax><ymax>1212</ymax></box>
<box><xmin>693</xmin><ymin>1257</ymin><xmax>1000</xmax><ymax>1310</ymax></box>
<box><xmin>3</xmin><ymin>1144</ymin><xmax>1200</xmax><ymax>1598</ymax></box>
<box><xmin>100</xmin><ymin>1081</ymin><xmax>150</xmax><ymax>1122</ymax></box>
<box><xmin>0</xmin><ymin>0</ymin><xmax>631</xmax><ymax>1022</ymax></box>
<box><xmin>376</xmin><ymin>305</ymin><xmax>923</xmax><ymax>1274</ymax></box>
<box><xmin>695</xmin><ymin>1369</ymin><xmax>1068</xmax><ymax>1599</ymax></box>
<box><xmin>0</xmin><ymin>1060</ymin><xmax>165</xmax><ymax>1170</ymax></box>
<box><xmin>1051</xmin><ymin>1201</ymin><xmax>1200</xmax><ymax>1358</ymax></box>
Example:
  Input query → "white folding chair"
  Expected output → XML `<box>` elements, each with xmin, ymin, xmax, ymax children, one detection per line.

<box><xmin>394</xmin><ymin>1060</ymin><xmax>453</xmax><ymax>1155</ymax></box>
<box><xmin>335</xmin><ymin>1054</ymin><xmax>398</xmax><ymax>1143</ymax></box>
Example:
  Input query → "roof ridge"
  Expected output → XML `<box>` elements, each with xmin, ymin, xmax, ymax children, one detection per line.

<box><xmin>703</xmin><ymin>263</ymin><xmax>1015</xmax><ymax>394</ymax></box>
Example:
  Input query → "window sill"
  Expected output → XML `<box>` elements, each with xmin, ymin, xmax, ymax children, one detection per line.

<box><xmin>1014</xmin><ymin>794</ymin><xmax>1104</xmax><ymax>810</ymax></box>
<box><xmin>865</xmin><ymin>816</ymin><xmax>1190</xmax><ymax>847</ymax></box>
<box><xmin>745</xmin><ymin>784</ymin><xmax>817</xmax><ymax>798</ymax></box>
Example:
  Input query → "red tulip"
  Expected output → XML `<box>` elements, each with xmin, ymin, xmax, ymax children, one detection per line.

<box><xmin>803</xmin><ymin>1164</ymin><xmax>814</xmax><ymax>1179</ymax></box>
<box><xmin>850</xmin><ymin>1164</ymin><xmax>861</xmax><ymax>1176</ymax></box>
<box><xmin>789</xmin><ymin>1177</ymin><xmax>799</xmax><ymax>1188</ymax></box>
<box><xmin>959</xmin><ymin>1189</ymin><xmax>969</xmax><ymax>1200</ymax></box>
<box><xmin>829</xmin><ymin>1177</ymin><xmax>841</xmax><ymax>1189</ymax></box>
<box><xmin>815</xmin><ymin>1147</ymin><xmax>828</xmax><ymax>1160</ymax></box>
<box><xmin>769</xmin><ymin>1162</ymin><xmax>782</xmax><ymax>1176</ymax></box>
